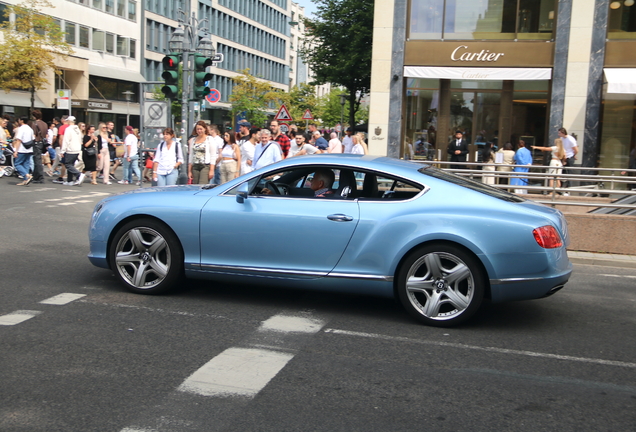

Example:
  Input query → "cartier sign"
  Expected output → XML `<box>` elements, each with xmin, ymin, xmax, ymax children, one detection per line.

<box><xmin>451</xmin><ymin>45</ymin><xmax>505</xmax><ymax>62</ymax></box>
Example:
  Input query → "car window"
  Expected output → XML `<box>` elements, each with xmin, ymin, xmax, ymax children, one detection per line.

<box><xmin>354</xmin><ymin>171</ymin><xmax>423</xmax><ymax>201</ymax></box>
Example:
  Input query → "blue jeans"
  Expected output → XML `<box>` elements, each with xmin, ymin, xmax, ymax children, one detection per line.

<box><xmin>15</xmin><ymin>153</ymin><xmax>33</xmax><ymax>178</ymax></box>
<box><xmin>210</xmin><ymin>165</ymin><xmax>220</xmax><ymax>185</ymax></box>
<box><xmin>156</xmin><ymin>170</ymin><xmax>179</xmax><ymax>186</ymax></box>
<box><xmin>125</xmin><ymin>155</ymin><xmax>141</xmax><ymax>183</ymax></box>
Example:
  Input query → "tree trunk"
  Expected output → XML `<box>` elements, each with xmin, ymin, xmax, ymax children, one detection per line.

<box><xmin>30</xmin><ymin>84</ymin><xmax>35</xmax><ymax>117</ymax></box>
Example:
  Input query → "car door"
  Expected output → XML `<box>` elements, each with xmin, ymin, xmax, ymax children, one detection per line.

<box><xmin>199</xmin><ymin>169</ymin><xmax>360</xmax><ymax>279</ymax></box>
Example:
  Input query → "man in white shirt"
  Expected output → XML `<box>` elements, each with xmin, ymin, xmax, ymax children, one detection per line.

<box><xmin>119</xmin><ymin>126</ymin><xmax>141</xmax><ymax>185</ymax></box>
<box><xmin>13</xmin><ymin>116</ymin><xmax>35</xmax><ymax>185</ymax></box>
<box><xmin>253</xmin><ymin>129</ymin><xmax>282</xmax><ymax>170</ymax></box>
<box><xmin>558</xmin><ymin>127</ymin><xmax>578</xmax><ymax>190</ymax></box>
<box><xmin>342</xmin><ymin>128</ymin><xmax>354</xmax><ymax>153</ymax></box>
<box><xmin>327</xmin><ymin>132</ymin><xmax>343</xmax><ymax>153</ymax></box>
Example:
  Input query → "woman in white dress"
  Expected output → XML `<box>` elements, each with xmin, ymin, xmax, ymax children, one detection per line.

<box><xmin>532</xmin><ymin>138</ymin><xmax>566</xmax><ymax>189</ymax></box>
<box><xmin>351</xmin><ymin>133</ymin><xmax>368</xmax><ymax>155</ymax></box>
<box><xmin>239</xmin><ymin>127</ymin><xmax>258</xmax><ymax>175</ymax></box>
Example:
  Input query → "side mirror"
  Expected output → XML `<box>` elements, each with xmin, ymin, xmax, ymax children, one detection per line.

<box><xmin>236</xmin><ymin>182</ymin><xmax>249</xmax><ymax>203</ymax></box>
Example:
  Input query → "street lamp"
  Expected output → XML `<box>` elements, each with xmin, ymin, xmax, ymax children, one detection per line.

<box><xmin>167</xmin><ymin>4</ymin><xmax>215</xmax><ymax>184</ymax></box>
<box><xmin>339</xmin><ymin>94</ymin><xmax>350</xmax><ymax>139</ymax></box>
<box><xmin>122</xmin><ymin>90</ymin><xmax>134</xmax><ymax>126</ymax></box>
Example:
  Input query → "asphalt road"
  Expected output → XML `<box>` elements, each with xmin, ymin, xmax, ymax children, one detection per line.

<box><xmin>0</xmin><ymin>182</ymin><xmax>635</xmax><ymax>432</ymax></box>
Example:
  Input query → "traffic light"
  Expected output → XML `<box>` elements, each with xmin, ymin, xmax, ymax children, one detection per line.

<box><xmin>161</xmin><ymin>54</ymin><xmax>181</xmax><ymax>99</ymax></box>
<box><xmin>193</xmin><ymin>53</ymin><xmax>213</xmax><ymax>99</ymax></box>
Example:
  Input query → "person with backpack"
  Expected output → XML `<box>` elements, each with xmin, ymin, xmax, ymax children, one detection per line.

<box><xmin>152</xmin><ymin>128</ymin><xmax>183</xmax><ymax>186</ymax></box>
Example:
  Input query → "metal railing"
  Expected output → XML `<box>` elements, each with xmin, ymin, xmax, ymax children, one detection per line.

<box><xmin>415</xmin><ymin>160</ymin><xmax>636</xmax><ymax>213</ymax></box>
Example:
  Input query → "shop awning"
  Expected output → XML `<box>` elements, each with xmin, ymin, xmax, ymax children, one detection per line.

<box><xmin>404</xmin><ymin>66</ymin><xmax>552</xmax><ymax>81</ymax></box>
<box><xmin>0</xmin><ymin>91</ymin><xmax>47</xmax><ymax>109</ymax></box>
<box><xmin>604</xmin><ymin>68</ymin><xmax>636</xmax><ymax>94</ymax></box>
<box><xmin>89</xmin><ymin>64</ymin><xmax>146</xmax><ymax>83</ymax></box>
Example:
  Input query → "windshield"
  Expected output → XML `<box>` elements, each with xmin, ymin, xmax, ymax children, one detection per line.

<box><xmin>417</xmin><ymin>165</ymin><xmax>525</xmax><ymax>202</ymax></box>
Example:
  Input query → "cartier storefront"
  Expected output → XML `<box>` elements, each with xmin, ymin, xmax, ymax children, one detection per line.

<box><xmin>403</xmin><ymin>40</ymin><xmax>553</xmax><ymax>161</ymax></box>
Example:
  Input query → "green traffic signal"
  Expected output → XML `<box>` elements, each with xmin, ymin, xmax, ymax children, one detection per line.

<box><xmin>193</xmin><ymin>53</ymin><xmax>213</xmax><ymax>99</ymax></box>
<box><xmin>161</xmin><ymin>54</ymin><xmax>181</xmax><ymax>99</ymax></box>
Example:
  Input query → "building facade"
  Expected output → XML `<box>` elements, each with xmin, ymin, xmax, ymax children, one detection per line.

<box><xmin>369</xmin><ymin>0</ymin><xmax>636</xmax><ymax>176</ymax></box>
<box><xmin>0</xmin><ymin>0</ymin><xmax>143</xmax><ymax>135</ymax></box>
<box><xmin>144</xmin><ymin>0</ymin><xmax>291</xmax><ymax>129</ymax></box>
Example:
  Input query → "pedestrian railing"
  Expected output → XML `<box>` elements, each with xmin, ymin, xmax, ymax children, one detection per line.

<box><xmin>415</xmin><ymin>160</ymin><xmax>636</xmax><ymax>213</ymax></box>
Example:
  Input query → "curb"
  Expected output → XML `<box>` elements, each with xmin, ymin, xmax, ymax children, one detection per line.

<box><xmin>568</xmin><ymin>254</ymin><xmax>636</xmax><ymax>269</ymax></box>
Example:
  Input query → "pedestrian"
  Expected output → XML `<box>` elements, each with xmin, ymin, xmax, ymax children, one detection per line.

<box><xmin>289</xmin><ymin>133</ymin><xmax>321</xmax><ymax>157</ymax></box>
<box><xmin>481</xmin><ymin>142</ymin><xmax>496</xmax><ymax>185</ymax></box>
<box><xmin>253</xmin><ymin>129</ymin><xmax>282</xmax><ymax>170</ymax></box>
<box><xmin>342</xmin><ymin>128</ymin><xmax>354</xmax><ymax>153</ymax></box>
<box><xmin>96</xmin><ymin>122</ymin><xmax>112</xmax><ymax>185</ymax></box>
<box><xmin>270</xmin><ymin>120</ymin><xmax>291</xmax><ymax>158</ymax></box>
<box><xmin>351</xmin><ymin>133</ymin><xmax>369</xmax><ymax>155</ymax></box>
<box><xmin>44</xmin><ymin>122</ymin><xmax>56</xmax><ymax>176</ymax></box>
<box><xmin>187</xmin><ymin>121</ymin><xmax>214</xmax><ymax>184</ymax></box>
<box><xmin>532</xmin><ymin>138</ymin><xmax>566</xmax><ymax>190</ymax></box>
<box><xmin>119</xmin><ymin>125</ymin><xmax>141</xmax><ymax>185</ymax></box>
<box><xmin>312</xmin><ymin>131</ymin><xmax>329</xmax><ymax>151</ymax></box>
<box><xmin>447</xmin><ymin>130</ymin><xmax>469</xmax><ymax>170</ymax></box>
<box><xmin>13</xmin><ymin>116</ymin><xmax>35</xmax><ymax>186</ymax></box>
<box><xmin>327</xmin><ymin>132</ymin><xmax>343</xmax><ymax>153</ymax></box>
<box><xmin>108</xmin><ymin>121</ymin><xmax>123</xmax><ymax>180</ymax></box>
<box><xmin>82</xmin><ymin>125</ymin><xmax>98</xmax><ymax>184</ymax></box>
<box><xmin>217</xmin><ymin>130</ymin><xmax>241</xmax><ymax>184</ymax></box>
<box><xmin>152</xmin><ymin>128</ymin><xmax>184</xmax><ymax>186</ymax></box>
<box><xmin>60</xmin><ymin>116</ymin><xmax>85</xmax><ymax>186</ymax></box>
<box><xmin>30</xmin><ymin>109</ymin><xmax>48</xmax><ymax>184</ymax></box>
<box><xmin>51</xmin><ymin>115</ymin><xmax>69</xmax><ymax>183</ymax></box>
<box><xmin>207</xmin><ymin>124</ymin><xmax>224</xmax><ymax>184</ymax></box>
<box><xmin>558</xmin><ymin>127</ymin><xmax>578</xmax><ymax>191</ymax></box>
<box><xmin>237</xmin><ymin>121</ymin><xmax>251</xmax><ymax>145</ymax></box>
<box><xmin>496</xmin><ymin>143</ymin><xmax>515</xmax><ymax>184</ymax></box>
<box><xmin>240</xmin><ymin>127</ymin><xmax>258</xmax><ymax>175</ymax></box>
<box><xmin>510</xmin><ymin>139</ymin><xmax>533</xmax><ymax>194</ymax></box>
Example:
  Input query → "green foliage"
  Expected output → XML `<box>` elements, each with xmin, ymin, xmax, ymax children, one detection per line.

<box><xmin>280</xmin><ymin>83</ymin><xmax>319</xmax><ymax>123</ymax></box>
<box><xmin>314</xmin><ymin>88</ymin><xmax>368</xmax><ymax>128</ymax></box>
<box><xmin>0</xmin><ymin>0</ymin><xmax>74</xmax><ymax>111</ymax></box>
<box><xmin>229</xmin><ymin>69</ymin><xmax>285</xmax><ymax>128</ymax></box>
<box><xmin>300</xmin><ymin>0</ymin><xmax>374</xmax><ymax>127</ymax></box>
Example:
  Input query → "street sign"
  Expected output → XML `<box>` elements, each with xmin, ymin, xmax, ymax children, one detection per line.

<box><xmin>211</xmin><ymin>53</ymin><xmax>224</xmax><ymax>67</ymax></box>
<box><xmin>279</xmin><ymin>122</ymin><xmax>289</xmax><ymax>134</ymax></box>
<box><xmin>274</xmin><ymin>104</ymin><xmax>293</xmax><ymax>122</ymax></box>
<box><xmin>206</xmin><ymin>88</ymin><xmax>221</xmax><ymax>104</ymax></box>
<box><xmin>302</xmin><ymin>109</ymin><xmax>314</xmax><ymax>120</ymax></box>
<box><xmin>56</xmin><ymin>89</ymin><xmax>71</xmax><ymax>110</ymax></box>
<box><xmin>144</xmin><ymin>101</ymin><xmax>169</xmax><ymax>128</ymax></box>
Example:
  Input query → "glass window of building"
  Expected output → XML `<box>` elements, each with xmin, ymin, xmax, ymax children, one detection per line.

<box><xmin>116</xmin><ymin>0</ymin><xmax>125</xmax><ymax>17</ymax></box>
<box><xmin>128</xmin><ymin>0</ymin><xmax>136</xmax><ymax>21</ymax></box>
<box><xmin>65</xmin><ymin>22</ymin><xmax>76</xmax><ymax>45</ymax></box>
<box><xmin>106</xmin><ymin>32</ymin><xmax>114</xmax><ymax>53</ymax></box>
<box><xmin>105</xmin><ymin>0</ymin><xmax>114</xmax><ymax>14</ymax></box>
<box><xmin>93</xmin><ymin>0</ymin><xmax>102</xmax><ymax>9</ymax></box>
<box><xmin>409</xmin><ymin>0</ymin><xmax>556</xmax><ymax>40</ymax></box>
<box><xmin>607</xmin><ymin>0</ymin><xmax>636</xmax><ymax>39</ymax></box>
<box><xmin>116</xmin><ymin>35</ymin><xmax>128</xmax><ymax>56</ymax></box>
<box><xmin>79</xmin><ymin>25</ymin><xmax>89</xmax><ymax>48</ymax></box>
<box><xmin>404</xmin><ymin>79</ymin><xmax>440</xmax><ymax>160</ymax></box>
<box><xmin>599</xmin><ymin>93</ymin><xmax>636</xmax><ymax>184</ymax></box>
<box><xmin>92</xmin><ymin>29</ymin><xmax>105</xmax><ymax>51</ymax></box>
<box><xmin>129</xmin><ymin>39</ymin><xmax>136</xmax><ymax>58</ymax></box>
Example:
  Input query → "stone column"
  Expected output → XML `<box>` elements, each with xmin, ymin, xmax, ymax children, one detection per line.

<box><xmin>548</xmin><ymin>0</ymin><xmax>573</xmax><ymax>147</ymax></box>
<box><xmin>583</xmin><ymin>0</ymin><xmax>610</xmax><ymax>168</ymax></box>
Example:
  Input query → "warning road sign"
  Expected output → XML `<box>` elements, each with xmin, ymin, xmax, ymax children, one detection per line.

<box><xmin>274</xmin><ymin>104</ymin><xmax>293</xmax><ymax>122</ymax></box>
<box><xmin>302</xmin><ymin>109</ymin><xmax>314</xmax><ymax>120</ymax></box>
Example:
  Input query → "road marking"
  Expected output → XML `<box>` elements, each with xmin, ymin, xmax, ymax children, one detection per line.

<box><xmin>600</xmin><ymin>274</ymin><xmax>636</xmax><ymax>279</ymax></box>
<box><xmin>40</xmin><ymin>293</ymin><xmax>86</xmax><ymax>305</ymax></box>
<box><xmin>178</xmin><ymin>314</ymin><xmax>325</xmax><ymax>398</ymax></box>
<box><xmin>178</xmin><ymin>347</ymin><xmax>295</xmax><ymax>397</ymax></box>
<box><xmin>324</xmin><ymin>328</ymin><xmax>636</xmax><ymax>369</ymax></box>
<box><xmin>0</xmin><ymin>310</ymin><xmax>42</xmax><ymax>326</ymax></box>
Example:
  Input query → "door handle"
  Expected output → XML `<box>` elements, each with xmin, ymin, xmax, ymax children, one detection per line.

<box><xmin>327</xmin><ymin>214</ymin><xmax>353</xmax><ymax>222</ymax></box>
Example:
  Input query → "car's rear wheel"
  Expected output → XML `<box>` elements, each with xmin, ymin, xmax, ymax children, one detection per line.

<box><xmin>397</xmin><ymin>244</ymin><xmax>484</xmax><ymax>327</ymax></box>
<box><xmin>109</xmin><ymin>219</ymin><xmax>183</xmax><ymax>294</ymax></box>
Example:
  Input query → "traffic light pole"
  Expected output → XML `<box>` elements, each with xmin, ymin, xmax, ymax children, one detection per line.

<box><xmin>179</xmin><ymin>50</ymin><xmax>190</xmax><ymax>185</ymax></box>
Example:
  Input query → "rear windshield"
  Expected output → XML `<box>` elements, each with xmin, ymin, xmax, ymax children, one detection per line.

<box><xmin>417</xmin><ymin>165</ymin><xmax>525</xmax><ymax>202</ymax></box>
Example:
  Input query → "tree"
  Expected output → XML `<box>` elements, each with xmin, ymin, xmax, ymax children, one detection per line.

<box><xmin>300</xmin><ymin>0</ymin><xmax>374</xmax><ymax>129</ymax></box>
<box><xmin>280</xmin><ymin>83</ymin><xmax>319</xmax><ymax>124</ymax></box>
<box><xmin>314</xmin><ymin>88</ymin><xmax>369</xmax><ymax>129</ymax></box>
<box><xmin>0</xmin><ymin>0</ymin><xmax>74</xmax><ymax>113</ymax></box>
<box><xmin>229</xmin><ymin>69</ymin><xmax>285</xmax><ymax>128</ymax></box>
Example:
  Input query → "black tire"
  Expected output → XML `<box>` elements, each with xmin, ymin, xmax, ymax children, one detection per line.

<box><xmin>397</xmin><ymin>243</ymin><xmax>485</xmax><ymax>327</ymax></box>
<box><xmin>109</xmin><ymin>219</ymin><xmax>183</xmax><ymax>294</ymax></box>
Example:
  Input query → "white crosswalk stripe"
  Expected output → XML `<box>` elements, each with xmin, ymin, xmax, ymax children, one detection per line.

<box><xmin>0</xmin><ymin>310</ymin><xmax>42</xmax><ymax>326</ymax></box>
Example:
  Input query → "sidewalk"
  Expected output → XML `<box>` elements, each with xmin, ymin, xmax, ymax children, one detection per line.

<box><xmin>567</xmin><ymin>250</ymin><xmax>636</xmax><ymax>269</ymax></box>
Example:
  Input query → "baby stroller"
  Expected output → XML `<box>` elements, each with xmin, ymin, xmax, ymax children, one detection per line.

<box><xmin>0</xmin><ymin>141</ymin><xmax>17</xmax><ymax>177</ymax></box>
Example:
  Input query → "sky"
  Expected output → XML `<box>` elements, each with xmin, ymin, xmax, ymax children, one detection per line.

<box><xmin>295</xmin><ymin>0</ymin><xmax>318</xmax><ymax>17</ymax></box>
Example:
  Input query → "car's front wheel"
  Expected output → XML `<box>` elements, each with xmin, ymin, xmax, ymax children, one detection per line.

<box><xmin>109</xmin><ymin>219</ymin><xmax>183</xmax><ymax>294</ymax></box>
<box><xmin>397</xmin><ymin>244</ymin><xmax>485</xmax><ymax>327</ymax></box>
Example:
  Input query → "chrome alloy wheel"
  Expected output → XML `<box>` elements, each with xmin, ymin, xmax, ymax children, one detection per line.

<box><xmin>405</xmin><ymin>251</ymin><xmax>476</xmax><ymax>321</ymax></box>
<box><xmin>114</xmin><ymin>227</ymin><xmax>171</xmax><ymax>290</ymax></box>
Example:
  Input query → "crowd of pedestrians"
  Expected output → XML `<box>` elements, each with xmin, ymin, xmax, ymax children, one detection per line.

<box><xmin>0</xmin><ymin>114</ymin><xmax>369</xmax><ymax>188</ymax></box>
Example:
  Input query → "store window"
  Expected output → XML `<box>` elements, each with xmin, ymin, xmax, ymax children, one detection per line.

<box><xmin>607</xmin><ymin>0</ymin><xmax>636</xmax><ymax>39</ymax></box>
<box><xmin>599</xmin><ymin>93</ymin><xmax>636</xmax><ymax>183</ymax></box>
<box><xmin>409</xmin><ymin>0</ymin><xmax>556</xmax><ymax>40</ymax></box>
<box><xmin>405</xmin><ymin>79</ymin><xmax>440</xmax><ymax>160</ymax></box>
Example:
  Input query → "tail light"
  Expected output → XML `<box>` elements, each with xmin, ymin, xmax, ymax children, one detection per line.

<box><xmin>533</xmin><ymin>225</ymin><xmax>563</xmax><ymax>248</ymax></box>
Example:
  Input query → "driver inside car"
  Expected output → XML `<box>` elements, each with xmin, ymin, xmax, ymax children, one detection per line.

<box><xmin>260</xmin><ymin>169</ymin><xmax>335</xmax><ymax>197</ymax></box>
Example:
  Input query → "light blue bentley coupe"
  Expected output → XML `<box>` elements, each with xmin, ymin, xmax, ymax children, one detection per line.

<box><xmin>88</xmin><ymin>154</ymin><xmax>572</xmax><ymax>326</ymax></box>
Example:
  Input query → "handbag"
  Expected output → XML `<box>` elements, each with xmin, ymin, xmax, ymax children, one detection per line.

<box><xmin>85</xmin><ymin>146</ymin><xmax>97</xmax><ymax>157</ymax></box>
<box><xmin>21</xmin><ymin>139</ymin><xmax>35</xmax><ymax>149</ymax></box>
